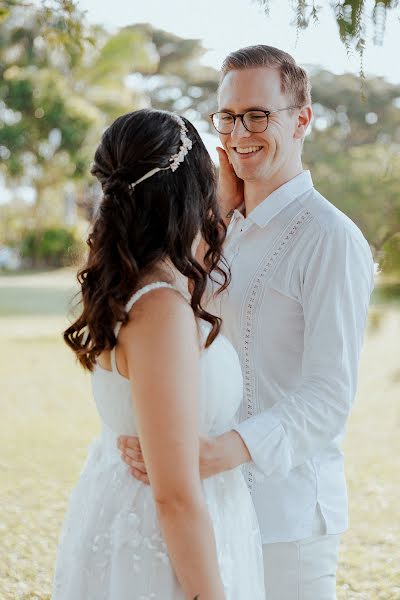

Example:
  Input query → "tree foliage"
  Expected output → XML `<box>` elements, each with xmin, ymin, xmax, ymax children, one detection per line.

<box><xmin>255</xmin><ymin>1</ymin><xmax>400</xmax><ymax>67</ymax></box>
<box><xmin>0</xmin><ymin>5</ymin><xmax>156</xmax><ymax>225</ymax></box>
<box><xmin>0</xmin><ymin>7</ymin><xmax>97</xmax><ymax>229</ymax></box>
<box><xmin>125</xmin><ymin>24</ymin><xmax>219</xmax><ymax>124</ymax></box>
<box><xmin>19</xmin><ymin>225</ymin><xmax>85</xmax><ymax>267</ymax></box>
<box><xmin>304</xmin><ymin>68</ymin><xmax>400</xmax><ymax>273</ymax></box>
<box><xmin>0</xmin><ymin>0</ymin><xmax>93</xmax><ymax>60</ymax></box>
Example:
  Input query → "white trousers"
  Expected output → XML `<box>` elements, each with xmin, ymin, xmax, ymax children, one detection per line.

<box><xmin>262</xmin><ymin>506</ymin><xmax>341</xmax><ymax>600</ymax></box>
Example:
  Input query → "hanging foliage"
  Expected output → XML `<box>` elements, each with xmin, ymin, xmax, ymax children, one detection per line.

<box><xmin>0</xmin><ymin>0</ymin><xmax>94</xmax><ymax>58</ymax></box>
<box><xmin>255</xmin><ymin>1</ymin><xmax>399</xmax><ymax>79</ymax></box>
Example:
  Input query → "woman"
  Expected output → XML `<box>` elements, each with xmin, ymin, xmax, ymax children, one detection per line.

<box><xmin>52</xmin><ymin>109</ymin><xmax>264</xmax><ymax>599</ymax></box>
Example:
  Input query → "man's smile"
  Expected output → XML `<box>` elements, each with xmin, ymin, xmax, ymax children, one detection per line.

<box><xmin>232</xmin><ymin>145</ymin><xmax>264</xmax><ymax>158</ymax></box>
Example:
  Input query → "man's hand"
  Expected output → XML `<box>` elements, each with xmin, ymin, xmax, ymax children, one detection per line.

<box><xmin>118</xmin><ymin>430</ymin><xmax>251</xmax><ymax>485</ymax></box>
<box><xmin>198</xmin><ymin>431</ymin><xmax>252</xmax><ymax>478</ymax></box>
<box><xmin>118</xmin><ymin>435</ymin><xmax>150</xmax><ymax>485</ymax></box>
<box><xmin>216</xmin><ymin>147</ymin><xmax>244</xmax><ymax>221</ymax></box>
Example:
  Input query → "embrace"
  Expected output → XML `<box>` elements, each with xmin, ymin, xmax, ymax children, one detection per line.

<box><xmin>52</xmin><ymin>45</ymin><xmax>374</xmax><ymax>600</ymax></box>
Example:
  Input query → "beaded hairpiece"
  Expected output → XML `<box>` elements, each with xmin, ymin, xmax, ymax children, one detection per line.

<box><xmin>128</xmin><ymin>114</ymin><xmax>192</xmax><ymax>192</ymax></box>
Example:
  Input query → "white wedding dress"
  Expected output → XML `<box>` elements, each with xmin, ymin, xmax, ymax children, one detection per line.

<box><xmin>52</xmin><ymin>282</ymin><xmax>265</xmax><ymax>600</ymax></box>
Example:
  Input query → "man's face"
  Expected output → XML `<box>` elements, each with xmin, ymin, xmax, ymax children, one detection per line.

<box><xmin>217</xmin><ymin>67</ymin><xmax>302</xmax><ymax>183</ymax></box>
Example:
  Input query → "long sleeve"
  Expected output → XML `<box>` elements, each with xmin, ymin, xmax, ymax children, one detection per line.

<box><xmin>233</xmin><ymin>224</ymin><xmax>375</xmax><ymax>481</ymax></box>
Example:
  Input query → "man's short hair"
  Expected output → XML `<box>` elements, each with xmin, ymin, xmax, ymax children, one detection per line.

<box><xmin>220</xmin><ymin>45</ymin><xmax>312</xmax><ymax>107</ymax></box>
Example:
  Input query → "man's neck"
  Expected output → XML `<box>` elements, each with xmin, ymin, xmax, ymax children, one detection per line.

<box><xmin>244</xmin><ymin>165</ymin><xmax>304</xmax><ymax>217</ymax></box>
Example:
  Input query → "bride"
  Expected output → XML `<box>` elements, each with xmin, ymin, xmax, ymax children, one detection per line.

<box><xmin>52</xmin><ymin>109</ymin><xmax>264</xmax><ymax>599</ymax></box>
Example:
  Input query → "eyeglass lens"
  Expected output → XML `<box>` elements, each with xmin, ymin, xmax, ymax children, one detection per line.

<box><xmin>212</xmin><ymin>111</ymin><xmax>269</xmax><ymax>133</ymax></box>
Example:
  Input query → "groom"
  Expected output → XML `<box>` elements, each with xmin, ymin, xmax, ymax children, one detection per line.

<box><xmin>118</xmin><ymin>45</ymin><xmax>374</xmax><ymax>599</ymax></box>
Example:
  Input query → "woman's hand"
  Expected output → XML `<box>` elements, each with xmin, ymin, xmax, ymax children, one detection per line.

<box><xmin>216</xmin><ymin>147</ymin><xmax>244</xmax><ymax>221</ymax></box>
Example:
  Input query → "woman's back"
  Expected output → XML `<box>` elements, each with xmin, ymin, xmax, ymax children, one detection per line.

<box><xmin>92</xmin><ymin>282</ymin><xmax>243</xmax><ymax>438</ymax></box>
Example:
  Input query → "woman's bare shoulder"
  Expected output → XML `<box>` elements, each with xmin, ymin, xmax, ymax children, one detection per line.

<box><xmin>119</xmin><ymin>285</ymin><xmax>196</xmax><ymax>345</ymax></box>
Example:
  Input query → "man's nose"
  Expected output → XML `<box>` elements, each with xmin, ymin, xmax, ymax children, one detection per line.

<box><xmin>230</xmin><ymin>117</ymin><xmax>251</xmax><ymax>144</ymax></box>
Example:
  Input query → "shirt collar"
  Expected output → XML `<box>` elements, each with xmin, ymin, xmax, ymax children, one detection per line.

<box><xmin>241</xmin><ymin>170</ymin><xmax>313</xmax><ymax>229</ymax></box>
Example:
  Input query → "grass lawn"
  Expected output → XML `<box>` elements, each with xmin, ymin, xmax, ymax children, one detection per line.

<box><xmin>0</xmin><ymin>270</ymin><xmax>399</xmax><ymax>599</ymax></box>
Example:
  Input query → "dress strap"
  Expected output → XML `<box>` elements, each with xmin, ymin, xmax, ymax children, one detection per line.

<box><xmin>110</xmin><ymin>282</ymin><xmax>178</xmax><ymax>373</ymax></box>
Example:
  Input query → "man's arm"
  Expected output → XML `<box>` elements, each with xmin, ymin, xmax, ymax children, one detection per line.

<box><xmin>231</xmin><ymin>224</ymin><xmax>375</xmax><ymax>481</ymax></box>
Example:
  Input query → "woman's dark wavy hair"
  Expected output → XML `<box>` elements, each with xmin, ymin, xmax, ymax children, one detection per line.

<box><xmin>64</xmin><ymin>108</ymin><xmax>230</xmax><ymax>371</ymax></box>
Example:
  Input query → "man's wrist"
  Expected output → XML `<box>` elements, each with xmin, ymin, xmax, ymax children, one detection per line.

<box><xmin>215</xmin><ymin>430</ymin><xmax>252</xmax><ymax>472</ymax></box>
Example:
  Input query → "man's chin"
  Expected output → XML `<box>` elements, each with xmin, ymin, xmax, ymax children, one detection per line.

<box><xmin>233</xmin><ymin>164</ymin><xmax>263</xmax><ymax>181</ymax></box>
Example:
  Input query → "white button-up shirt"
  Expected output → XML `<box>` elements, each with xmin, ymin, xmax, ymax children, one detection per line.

<box><xmin>205</xmin><ymin>170</ymin><xmax>375</xmax><ymax>544</ymax></box>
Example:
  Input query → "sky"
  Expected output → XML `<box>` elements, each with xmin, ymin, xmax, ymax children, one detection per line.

<box><xmin>76</xmin><ymin>0</ymin><xmax>399</xmax><ymax>83</ymax></box>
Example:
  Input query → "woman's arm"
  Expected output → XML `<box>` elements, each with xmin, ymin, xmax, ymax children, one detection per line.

<box><xmin>119</xmin><ymin>287</ymin><xmax>225</xmax><ymax>600</ymax></box>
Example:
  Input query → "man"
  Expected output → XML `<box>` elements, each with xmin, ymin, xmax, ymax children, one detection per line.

<box><xmin>119</xmin><ymin>45</ymin><xmax>374</xmax><ymax>599</ymax></box>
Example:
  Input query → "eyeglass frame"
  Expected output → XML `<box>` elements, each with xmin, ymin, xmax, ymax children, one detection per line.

<box><xmin>209</xmin><ymin>106</ymin><xmax>301</xmax><ymax>134</ymax></box>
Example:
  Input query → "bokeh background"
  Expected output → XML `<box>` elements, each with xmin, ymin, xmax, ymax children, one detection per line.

<box><xmin>0</xmin><ymin>1</ymin><xmax>399</xmax><ymax>598</ymax></box>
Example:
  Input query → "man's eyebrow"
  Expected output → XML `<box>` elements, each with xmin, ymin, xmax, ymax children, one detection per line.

<box><xmin>218</xmin><ymin>106</ymin><xmax>268</xmax><ymax>113</ymax></box>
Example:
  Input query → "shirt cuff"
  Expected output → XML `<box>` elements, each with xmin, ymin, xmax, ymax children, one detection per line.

<box><xmin>233</xmin><ymin>411</ymin><xmax>291</xmax><ymax>482</ymax></box>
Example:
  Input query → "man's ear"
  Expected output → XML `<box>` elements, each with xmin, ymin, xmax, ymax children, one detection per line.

<box><xmin>294</xmin><ymin>105</ymin><xmax>312</xmax><ymax>140</ymax></box>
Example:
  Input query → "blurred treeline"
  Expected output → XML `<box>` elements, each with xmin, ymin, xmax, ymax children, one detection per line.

<box><xmin>0</xmin><ymin>4</ymin><xmax>399</xmax><ymax>279</ymax></box>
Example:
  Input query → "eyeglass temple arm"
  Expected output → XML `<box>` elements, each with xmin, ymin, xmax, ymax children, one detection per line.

<box><xmin>269</xmin><ymin>106</ymin><xmax>301</xmax><ymax>114</ymax></box>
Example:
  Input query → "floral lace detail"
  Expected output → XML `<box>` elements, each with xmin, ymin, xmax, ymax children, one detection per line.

<box><xmin>240</xmin><ymin>208</ymin><xmax>313</xmax><ymax>492</ymax></box>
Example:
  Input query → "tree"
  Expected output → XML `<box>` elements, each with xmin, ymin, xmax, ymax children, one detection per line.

<box><xmin>0</xmin><ymin>5</ymin><xmax>155</xmax><ymax>224</ymax></box>
<box><xmin>0</xmin><ymin>0</ymin><xmax>91</xmax><ymax>57</ymax></box>
<box><xmin>255</xmin><ymin>1</ymin><xmax>400</xmax><ymax>76</ymax></box>
<box><xmin>125</xmin><ymin>24</ymin><xmax>219</xmax><ymax>125</ymax></box>
<box><xmin>0</xmin><ymin>8</ymin><xmax>97</xmax><ymax>222</ymax></box>
<box><xmin>304</xmin><ymin>68</ymin><xmax>400</xmax><ymax>276</ymax></box>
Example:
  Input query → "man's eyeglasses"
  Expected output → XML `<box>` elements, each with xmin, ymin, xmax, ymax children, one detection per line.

<box><xmin>209</xmin><ymin>107</ymin><xmax>301</xmax><ymax>134</ymax></box>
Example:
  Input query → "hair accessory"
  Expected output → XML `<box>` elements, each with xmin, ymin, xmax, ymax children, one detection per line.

<box><xmin>168</xmin><ymin>115</ymin><xmax>193</xmax><ymax>172</ymax></box>
<box><xmin>128</xmin><ymin>115</ymin><xmax>192</xmax><ymax>192</ymax></box>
